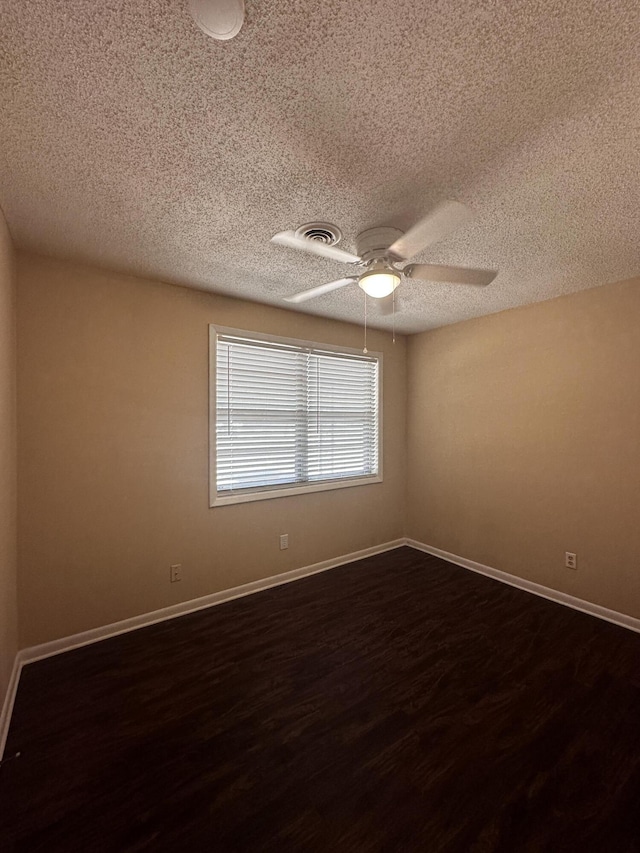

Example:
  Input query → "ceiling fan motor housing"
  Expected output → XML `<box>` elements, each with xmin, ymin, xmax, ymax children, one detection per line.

<box><xmin>355</xmin><ymin>227</ymin><xmax>403</xmax><ymax>263</ymax></box>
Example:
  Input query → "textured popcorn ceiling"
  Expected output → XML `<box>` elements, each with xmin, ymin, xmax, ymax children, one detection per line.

<box><xmin>1</xmin><ymin>0</ymin><xmax>640</xmax><ymax>333</ymax></box>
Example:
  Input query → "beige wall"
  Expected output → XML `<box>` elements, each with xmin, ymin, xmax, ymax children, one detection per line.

<box><xmin>17</xmin><ymin>253</ymin><xmax>407</xmax><ymax>646</ymax></box>
<box><xmin>0</xmin><ymin>209</ymin><xmax>18</xmax><ymax>708</ymax></box>
<box><xmin>407</xmin><ymin>277</ymin><xmax>640</xmax><ymax>618</ymax></box>
<box><xmin>15</xmin><ymin>249</ymin><xmax>640</xmax><ymax>648</ymax></box>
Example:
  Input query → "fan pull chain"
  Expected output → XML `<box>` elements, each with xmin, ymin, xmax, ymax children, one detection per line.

<box><xmin>392</xmin><ymin>289</ymin><xmax>396</xmax><ymax>344</ymax></box>
<box><xmin>363</xmin><ymin>291</ymin><xmax>368</xmax><ymax>354</ymax></box>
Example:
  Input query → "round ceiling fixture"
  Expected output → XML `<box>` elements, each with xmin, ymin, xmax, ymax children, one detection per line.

<box><xmin>189</xmin><ymin>0</ymin><xmax>245</xmax><ymax>41</ymax></box>
<box><xmin>294</xmin><ymin>222</ymin><xmax>342</xmax><ymax>246</ymax></box>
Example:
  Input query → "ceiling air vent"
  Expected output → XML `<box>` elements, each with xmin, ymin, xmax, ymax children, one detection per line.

<box><xmin>294</xmin><ymin>222</ymin><xmax>342</xmax><ymax>246</ymax></box>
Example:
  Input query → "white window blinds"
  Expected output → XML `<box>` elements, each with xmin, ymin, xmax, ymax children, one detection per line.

<box><xmin>214</xmin><ymin>331</ymin><xmax>380</xmax><ymax>500</ymax></box>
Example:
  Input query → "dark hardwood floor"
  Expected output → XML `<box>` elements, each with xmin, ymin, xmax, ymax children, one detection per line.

<box><xmin>2</xmin><ymin>546</ymin><xmax>640</xmax><ymax>852</ymax></box>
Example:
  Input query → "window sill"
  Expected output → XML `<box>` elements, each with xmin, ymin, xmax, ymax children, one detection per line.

<box><xmin>211</xmin><ymin>474</ymin><xmax>383</xmax><ymax>507</ymax></box>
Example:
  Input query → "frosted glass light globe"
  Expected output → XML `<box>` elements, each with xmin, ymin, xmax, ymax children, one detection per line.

<box><xmin>358</xmin><ymin>270</ymin><xmax>401</xmax><ymax>298</ymax></box>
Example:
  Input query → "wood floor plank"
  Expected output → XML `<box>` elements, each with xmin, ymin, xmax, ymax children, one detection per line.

<box><xmin>1</xmin><ymin>547</ymin><xmax>640</xmax><ymax>851</ymax></box>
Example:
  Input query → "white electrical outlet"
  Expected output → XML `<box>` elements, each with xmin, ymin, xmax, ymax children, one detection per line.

<box><xmin>565</xmin><ymin>552</ymin><xmax>577</xmax><ymax>570</ymax></box>
<box><xmin>279</xmin><ymin>534</ymin><xmax>289</xmax><ymax>550</ymax></box>
<box><xmin>170</xmin><ymin>563</ymin><xmax>182</xmax><ymax>582</ymax></box>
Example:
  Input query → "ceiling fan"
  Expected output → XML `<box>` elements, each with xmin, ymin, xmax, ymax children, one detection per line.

<box><xmin>271</xmin><ymin>201</ymin><xmax>498</xmax><ymax>303</ymax></box>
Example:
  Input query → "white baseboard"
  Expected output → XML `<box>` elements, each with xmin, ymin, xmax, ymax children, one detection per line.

<box><xmin>5</xmin><ymin>536</ymin><xmax>639</xmax><ymax>757</ymax></box>
<box><xmin>0</xmin><ymin>539</ymin><xmax>406</xmax><ymax>757</ymax></box>
<box><xmin>21</xmin><ymin>539</ymin><xmax>406</xmax><ymax>667</ymax></box>
<box><xmin>0</xmin><ymin>653</ymin><xmax>22</xmax><ymax>759</ymax></box>
<box><xmin>1</xmin><ymin>538</ymin><xmax>405</xmax><ymax>756</ymax></box>
<box><xmin>406</xmin><ymin>539</ymin><xmax>640</xmax><ymax>634</ymax></box>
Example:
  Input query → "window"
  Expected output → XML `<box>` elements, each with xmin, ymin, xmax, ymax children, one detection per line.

<box><xmin>210</xmin><ymin>327</ymin><xmax>382</xmax><ymax>505</ymax></box>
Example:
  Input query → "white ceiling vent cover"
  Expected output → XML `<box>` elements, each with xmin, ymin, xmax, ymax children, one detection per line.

<box><xmin>294</xmin><ymin>223</ymin><xmax>342</xmax><ymax>245</ymax></box>
<box><xmin>189</xmin><ymin>0</ymin><xmax>245</xmax><ymax>41</ymax></box>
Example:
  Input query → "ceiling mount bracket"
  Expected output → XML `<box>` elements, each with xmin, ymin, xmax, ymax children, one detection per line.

<box><xmin>189</xmin><ymin>0</ymin><xmax>245</xmax><ymax>41</ymax></box>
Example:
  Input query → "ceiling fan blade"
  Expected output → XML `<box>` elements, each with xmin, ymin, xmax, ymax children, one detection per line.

<box><xmin>284</xmin><ymin>278</ymin><xmax>357</xmax><ymax>303</ymax></box>
<box><xmin>271</xmin><ymin>231</ymin><xmax>361</xmax><ymax>264</ymax></box>
<box><xmin>405</xmin><ymin>263</ymin><xmax>498</xmax><ymax>286</ymax></box>
<box><xmin>388</xmin><ymin>201</ymin><xmax>475</xmax><ymax>260</ymax></box>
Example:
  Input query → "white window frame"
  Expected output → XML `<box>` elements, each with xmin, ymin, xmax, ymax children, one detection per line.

<box><xmin>209</xmin><ymin>325</ymin><xmax>383</xmax><ymax>506</ymax></box>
